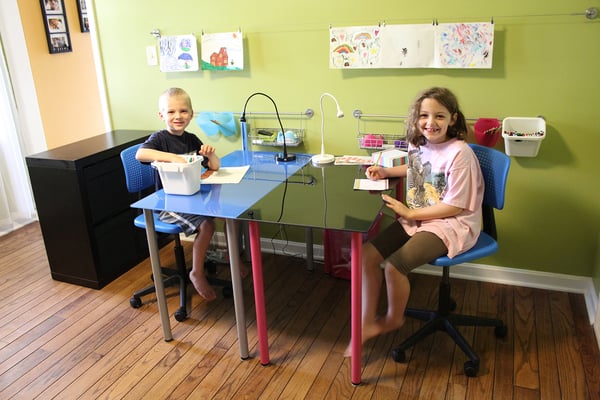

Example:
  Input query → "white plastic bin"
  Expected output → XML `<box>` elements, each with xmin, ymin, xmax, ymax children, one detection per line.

<box><xmin>152</xmin><ymin>155</ymin><xmax>203</xmax><ymax>195</ymax></box>
<box><xmin>502</xmin><ymin>117</ymin><xmax>546</xmax><ymax>157</ymax></box>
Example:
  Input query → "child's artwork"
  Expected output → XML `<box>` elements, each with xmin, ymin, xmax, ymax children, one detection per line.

<box><xmin>436</xmin><ymin>23</ymin><xmax>494</xmax><ymax>68</ymax></box>
<box><xmin>330</xmin><ymin>22</ymin><xmax>493</xmax><ymax>69</ymax></box>
<box><xmin>201</xmin><ymin>31</ymin><xmax>243</xmax><ymax>71</ymax></box>
<box><xmin>159</xmin><ymin>34</ymin><xmax>199</xmax><ymax>72</ymax></box>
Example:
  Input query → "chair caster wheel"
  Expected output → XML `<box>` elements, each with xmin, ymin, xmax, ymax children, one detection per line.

<box><xmin>450</xmin><ymin>298</ymin><xmax>457</xmax><ymax>311</ymax></box>
<box><xmin>130</xmin><ymin>297</ymin><xmax>142</xmax><ymax>308</ymax></box>
<box><xmin>495</xmin><ymin>324</ymin><xmax>508</xmax><ymax>338</ymax></box>
<box><xmin>391</xmin><ymin>348</ymin><xmax>407</xmax><ymax>363</ymax></box>
<box><xmin>222</xmin><ymin>286</ymin><xmax>233</xmax><ymax>298</ymax></box>
<box><xmin>174</xmin><ymin>308</ymin><xmax>187</xmax><ymax>322</ymax></box>
<box><xmin>464</xmin><ymin>360</ymin><xmax>479</xmax><ymax>377</ymax></box>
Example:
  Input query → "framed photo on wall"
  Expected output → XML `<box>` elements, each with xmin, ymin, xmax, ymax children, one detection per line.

<box><xmin>76</xmin><ymin>0</ymin><xmax>89</xmax><ymax>33</ymax></box>
<box><xmin>40</xmin><ymin>0</ymin><xmax>72</xmax><ymax>54</ymax></box>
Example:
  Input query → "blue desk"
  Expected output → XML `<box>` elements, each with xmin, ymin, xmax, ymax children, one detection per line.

<box><xmin>131</xmin><ymin>150</ymin><xmax>387</xmax><ymax>385</ymax></box>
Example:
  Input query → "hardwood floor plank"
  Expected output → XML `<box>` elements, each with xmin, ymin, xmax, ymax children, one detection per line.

<box><xmin>569</xmin><ymin>293</ymin><xmax>600</xmax><ymax>400</ymax></box>
<box><xmin>0</xmin><ymin>222</ymin><xmax>598</xmax><ymax>400</ymax></box>
<box><xmin>492</xmin><ymin>284</ymin><xmax>515</xmax><ymax>399</ymax></box>
<box><xmin>550</xmin><ymin>291</ymin><xmax>589</xmax><ymax>399</ymax></box>
<box><xmin>533</xmin><ymin>289</ymin><xmax>562</xmax><ymax>400</ymax></box>
<box><xmin>465</xmin><ymin>281</ymin><xmax>497</xmax><ymax>400</ymax></box>
<box><xmin>513</xmin><ymin>286</ymin><xmax>539</xmax><ymax>391</ymax></box>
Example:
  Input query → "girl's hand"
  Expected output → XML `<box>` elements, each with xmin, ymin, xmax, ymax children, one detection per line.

<box><xmin>366</xmin><ymin>165</ymin><xmax>386</xmax><ymax>180</ymax></box>
<box><xmin>382</xmin><ymin>194</ymin><xmax>411</xmax><ymax>219</ymax></box>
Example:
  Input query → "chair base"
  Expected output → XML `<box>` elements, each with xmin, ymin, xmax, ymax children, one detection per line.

<box><xmin>130</xmin><ymin>236</ymin><xmax>232</xmax><ymax>322</ymax></box>
<box><xmin>391</xmin><ymin>270</ymin><xmax>508</xmax><ymax>377</ymax></box>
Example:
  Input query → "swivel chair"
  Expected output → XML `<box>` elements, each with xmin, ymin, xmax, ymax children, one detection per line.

<box><xmin>120</xmin><ymin>143</ymin><xmax>231</xmax><ymax>322</ymax></box>
<box><xmin>391</xmin><ymin>143</ymin><xmax>510</xmax><ymax>377</ymax></box>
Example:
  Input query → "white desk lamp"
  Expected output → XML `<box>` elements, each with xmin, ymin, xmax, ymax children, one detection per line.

<box><xmin>311</xmin><ymin>92</ymin><xmax>344</xmax><ymax>165</ymax></box>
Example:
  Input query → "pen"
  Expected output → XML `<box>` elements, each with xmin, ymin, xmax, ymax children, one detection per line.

<box><xmin>374</xmin><ymin>151</ymin><xmax>382</xmax><ymax>167</ymax></box>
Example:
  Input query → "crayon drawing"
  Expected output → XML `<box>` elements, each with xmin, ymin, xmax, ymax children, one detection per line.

<box><xmin>330</xmin><ymin>22</ymin><xmax>494</xmax><ymax>69</ymax></box>
<box><xmin>436</xmin><ymin>23</ymin><xmax>494</xmax><ymax>68</ymax></box>
<box><xmin>201</xmin><ymin>32</ymin><xmax>243</xmax><ymax>71</ymax></box>
<box><xmin>159</xmin><ymin>34</ymin><xmax>199</xmax><ymax>72</ymax></box>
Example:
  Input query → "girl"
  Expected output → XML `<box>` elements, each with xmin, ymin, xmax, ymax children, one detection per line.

<box><xmin>346</xmin><ymin>87</ymin><xmax>484</xmax><ymax>355</ymax></box>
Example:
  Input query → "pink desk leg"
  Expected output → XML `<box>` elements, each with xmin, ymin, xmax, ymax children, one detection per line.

<box><xmin>249</xmin><ymin>221</ymin><xmax>270</xmax><ymax>365</ymax></box>
<box><xmin>350</xmin><ymin>232</ymin><xmax>362</xmax><ymax>385</ymax></box>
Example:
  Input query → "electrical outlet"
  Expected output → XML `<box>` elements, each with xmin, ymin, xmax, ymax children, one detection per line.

<box><xmin>146</xmin><ymin>46</ymin><xmax>158</xmax><ymax>66</ymax></box>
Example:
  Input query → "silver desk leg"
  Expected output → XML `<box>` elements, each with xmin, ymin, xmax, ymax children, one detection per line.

<box><xmin>143</xmin><ymin>209</ymin><xmax>173</xmax><ymax>341</ymax></box>
<box><xmin>225</xmin><ymin>219</ymin><xmax>249</xmax><ymax>359</ymax></box>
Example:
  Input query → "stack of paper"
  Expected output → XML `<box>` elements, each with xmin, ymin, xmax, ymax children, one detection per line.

<box><xmin>353</xmin><ymin>179</ymin><xmax>389</xmax><ymax>191</ymax></box>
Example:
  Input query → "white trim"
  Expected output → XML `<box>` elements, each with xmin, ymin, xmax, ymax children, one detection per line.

<box><xmin>87</xmin><ymin>0</ymin><xmax>112</xmax><ymax>131</ymax></box>
<box><xmin>412</xmin><ymin>263</ymin><xmax>597</xmax><ymax>326</ymax></box>
<box><xmin>0</xmin><ymin>0</ymin><xmax>47</xmax><ymax>155</ymax></box>
<box><xmin>596</xmin><ymin>294</ymin><xmax>600</xmax><ymax>350</ymax></box>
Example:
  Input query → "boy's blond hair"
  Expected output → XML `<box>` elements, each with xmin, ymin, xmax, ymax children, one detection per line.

<box><xmin>158</xmin><ymin>87</ymin><xmax>193</xmax><ymax>111</ymax></box>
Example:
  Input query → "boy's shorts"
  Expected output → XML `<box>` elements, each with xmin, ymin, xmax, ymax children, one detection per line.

<box><xmin>158</xmin><ymin>211</ymin><xmax>213</xmax><ymax>236</ymax></box>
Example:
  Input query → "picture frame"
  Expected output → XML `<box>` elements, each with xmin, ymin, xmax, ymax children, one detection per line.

<box><xmin>40</xmin><ymin>0</ymin><xmax>72</xmax><ymax>53</ymax></box>
<box><xmin>76</xmin><ymin>0</ymin><xmax>89</xmax><ymax>33</ymax></box>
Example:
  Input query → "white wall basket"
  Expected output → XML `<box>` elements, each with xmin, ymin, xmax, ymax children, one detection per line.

<box><xmin>502</xmin><ymin>117</ymin><xmax>546</xmax><ymax>157</ymax></box>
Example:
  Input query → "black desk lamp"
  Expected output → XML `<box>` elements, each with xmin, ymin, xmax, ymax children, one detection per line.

<box><xmin>240</xmin><ymin>92</ymin><xmax>296</xmax><ymax>162</ymax></box>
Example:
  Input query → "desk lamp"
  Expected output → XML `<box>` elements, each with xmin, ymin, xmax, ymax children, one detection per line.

<box><xmin>312</xmin><ymin>92</ymin><xmax>344</xmax><ymax>165</ymax></box>
<box><xmin>240</xmin><ymin>92</ymin><xmax>296</xmax><ymax>162</ymax></box>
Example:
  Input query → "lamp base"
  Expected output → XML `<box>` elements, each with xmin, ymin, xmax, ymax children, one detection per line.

<box><xmin>311</xmin><ymin>153</ymin><xmax>335</xmax><ymax>165</ymax></box>
<box><xmin>276</xmin><ymin>152</ymin><xmax>296</xmax><ymax>162</ymax></box>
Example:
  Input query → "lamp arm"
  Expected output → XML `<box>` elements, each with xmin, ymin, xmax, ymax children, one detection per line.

<box><xmin>240</xmin><ymin>92</ymin><xmax>294</xmax><ymax>162</ymax></box>
<box><xmin>312</xmin><ymin>93</ymin><xmax>344</xmax><ymax>165</ymax></box>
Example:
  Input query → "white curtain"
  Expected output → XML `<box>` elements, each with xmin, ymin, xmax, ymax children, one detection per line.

<box><xmin>0</xmin><ymin>34</ymin><xmax>37</xmax><ymax>236</ymax></box>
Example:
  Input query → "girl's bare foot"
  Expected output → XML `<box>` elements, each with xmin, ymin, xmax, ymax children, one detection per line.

<box><xmin>343</xmin><ymin>319</ymin><xmax>384</xmax><ymax>357</ymax></box>
<box><xmin>343</xmin><ymin>315</ymin><xmax>406</xmax><ymax>357</ymax></box>
<box><xmin>189</xmin><ymin>271</ymin><xmax>217</xmax><ymax>301</ymax></box>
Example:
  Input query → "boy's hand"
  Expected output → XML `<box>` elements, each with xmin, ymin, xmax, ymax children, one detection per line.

<box><xmin>198</xmin><ymin>144</ymin><xmax>216</xmax><ymax>156</ymax></box>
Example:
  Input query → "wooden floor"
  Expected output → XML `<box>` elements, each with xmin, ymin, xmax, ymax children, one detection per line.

<box><xmin>0</xmin><ymin>222</ymin><xmax>598</xmax><ymax>399</ymax></box>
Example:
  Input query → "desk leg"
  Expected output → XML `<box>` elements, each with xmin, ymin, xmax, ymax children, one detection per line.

<box><xmin>305</xmin><ymin>228</ymin><xmax>314</xmax><ymax>271</ymax></box>
<box><xmin>143</xmin><ymin>209</ymin><xmax>173</xmax><ymax>342</ymax></box>
<box><xmin>248</xmin><ymin>221</ymin><xmax>269</xmax><ymax>365</ymax></box>
<box><xmin>350</xmin><ymin>232</ymin><xmax>362</xmax><ymax>385</ymax></box>
<box><xmin>225</xmin><ymin>219</ymin><xmax>249</xmax><ymax>360</ymax></box>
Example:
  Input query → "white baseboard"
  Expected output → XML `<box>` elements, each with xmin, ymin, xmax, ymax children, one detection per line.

<box><xmin>190</xmin><ymin>233</ymin><xmax>599</xmax><ymax>331</ymax></box>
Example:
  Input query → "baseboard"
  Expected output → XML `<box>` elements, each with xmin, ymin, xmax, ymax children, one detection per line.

<box><xmin>596</xmin><ymin>298</ymin><xmax>600</xmax><ymax>350</ymax></box>
<box><xmin>190</xmin><ymin>233</ymin><xmax>599</xmax><ymax>328</ymax></box>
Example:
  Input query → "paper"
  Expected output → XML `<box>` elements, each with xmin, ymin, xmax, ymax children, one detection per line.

<box><xmin>334</xmin><ymin>155</ymin><xmax>373</xmax><ymax>165</ymax></box>
<box><xmin>201</xmin><ymin>166</ymin><xmax>249</xmax><ymax>184</ymax></box>
<box><xmin>353</xmin><ymin>178</ymin><xmax>389</xmax><ymax>191</ymax></box>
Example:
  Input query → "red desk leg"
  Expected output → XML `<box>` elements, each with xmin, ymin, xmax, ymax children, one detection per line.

<box><xmin>350</xmin><ymin>232</ymin><xmax>362</xmax><ymax>385</ymax></box>
<box><xmin>249</xmin><ymin>221</ymin><xmax>270</xmax><ymax>365</ymax></box>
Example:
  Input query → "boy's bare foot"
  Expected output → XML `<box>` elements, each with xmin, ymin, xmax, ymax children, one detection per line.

<box><xmin>189</xmin><ymin>271</ymin><xmax>217</xmax><ymax>301</ymax></box>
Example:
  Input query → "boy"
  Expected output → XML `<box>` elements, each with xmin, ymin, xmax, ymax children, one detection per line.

<box><xmin>136</xmin><ymin>87</ymin><xmax>221</xmax><ymax>301</ymax></box>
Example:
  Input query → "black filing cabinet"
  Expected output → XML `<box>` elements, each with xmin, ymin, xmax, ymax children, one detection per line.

<box><xmin>26</xmin><ymin>130</ymin><xmax>153</xmax><ymax>289</ymax></box>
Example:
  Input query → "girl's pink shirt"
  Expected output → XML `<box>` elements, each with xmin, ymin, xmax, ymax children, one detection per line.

<box><xmin>400</xmin><ymin>139</ymin><xmax>484</xmax><ymax>258</ymax></box>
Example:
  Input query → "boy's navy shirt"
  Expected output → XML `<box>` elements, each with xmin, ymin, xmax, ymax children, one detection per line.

<box><xmin>140</xmin><ymin>129</ymin><xmax>209</xmax><ymax>191</ymax></box>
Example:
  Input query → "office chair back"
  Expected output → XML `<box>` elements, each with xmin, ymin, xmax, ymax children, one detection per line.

<box><xmin>469</xmin><ymin>143</ymin><xmax>510</xmax><ymax>241</ymax></box>
<box><xmin>120</xmin><ymin>143</ymin><xmax>155</xmax><ymax>194</ymax></box>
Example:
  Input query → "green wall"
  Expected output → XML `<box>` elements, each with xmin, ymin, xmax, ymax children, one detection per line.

<box><xmin>93</xmin><ymin>0</ymin><xmax>600</xmax><ymax>282</ymax></box>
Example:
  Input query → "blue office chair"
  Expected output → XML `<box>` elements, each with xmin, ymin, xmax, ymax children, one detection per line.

<box><xmin>391</xmin><ymin>143</ymin><xmax>510</xmax><ymax>377</ymax></box>
<box><xmin>120</xmin><ymin>144</ymin><xmax>231</xmax><ymax>322</ymax></box>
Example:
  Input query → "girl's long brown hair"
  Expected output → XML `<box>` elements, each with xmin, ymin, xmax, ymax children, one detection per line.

<box><xmin>406</xmin><ymin>87</ymin><xmax>468</xmax><ymax>146</ymax></box>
